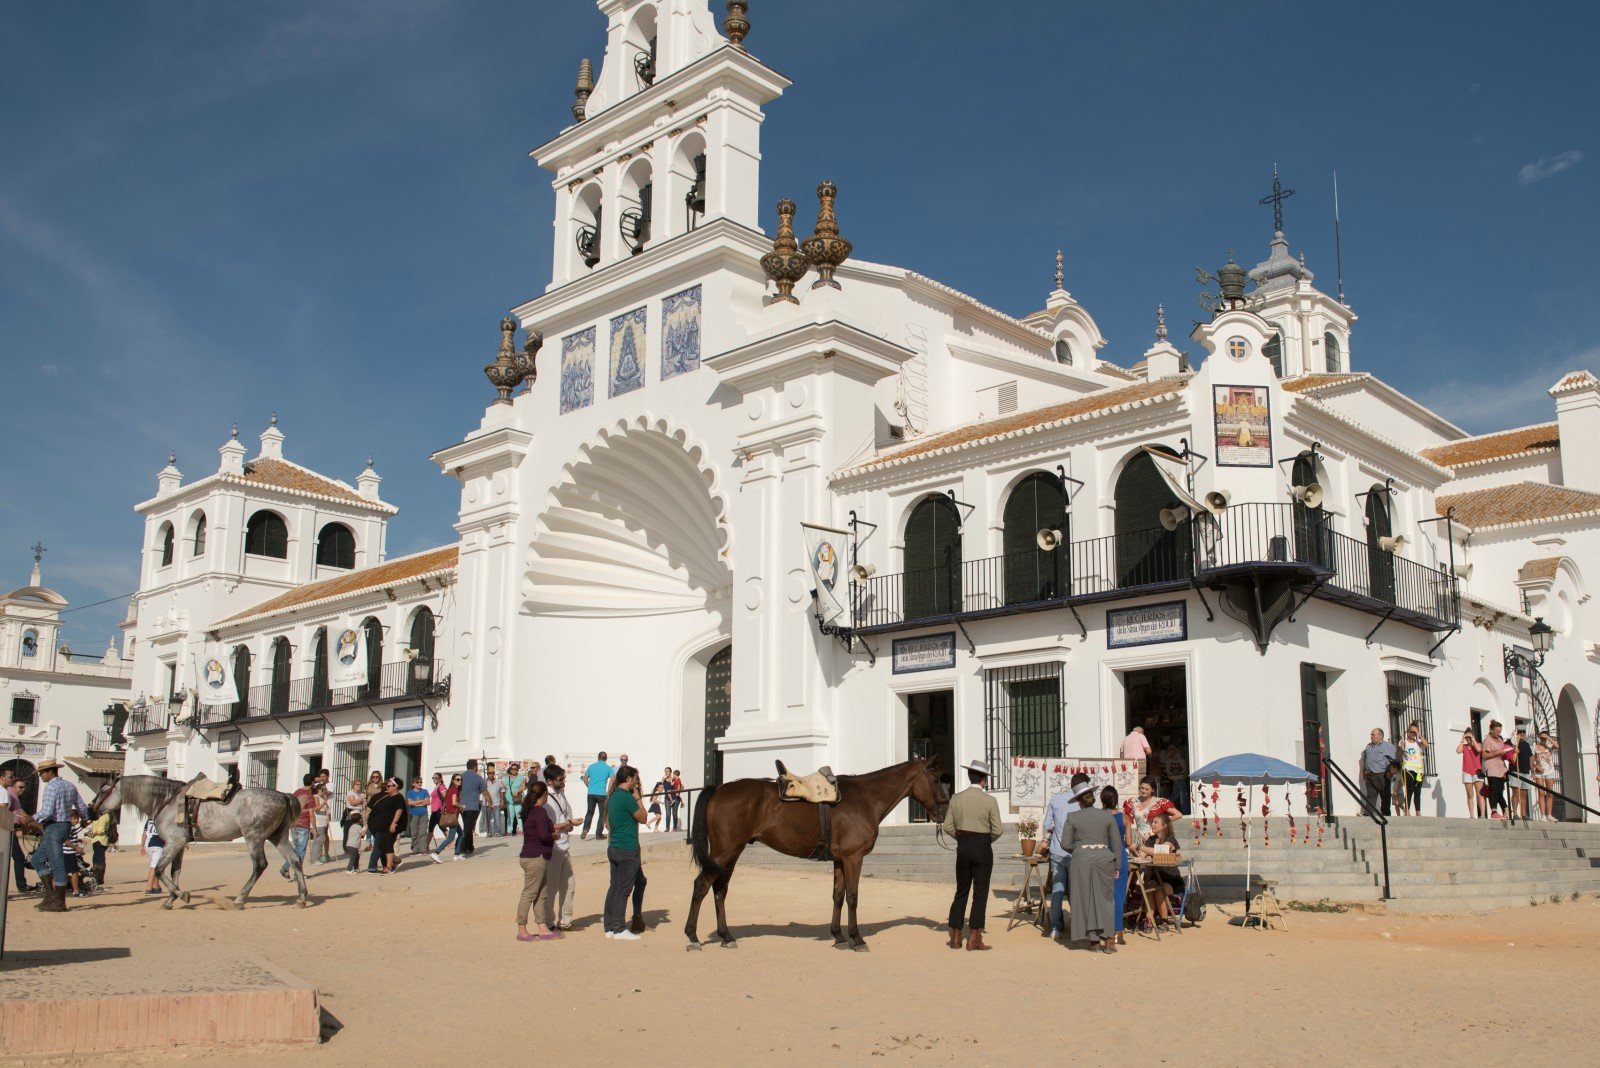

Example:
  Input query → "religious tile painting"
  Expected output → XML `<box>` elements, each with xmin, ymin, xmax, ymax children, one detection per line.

<box><xmin>1213</xmin><ymin>384</ymin><xmax>1272</xmax><ymax>467</ymax></box>
<box><xmin>661</xmin><ymin>284</ymin><xmax>702</xmax><ymax>380</ymax></box>
<box><xmin>559</xmin><ymin>326</ymin><xmax>596</xmax><ymax>414</ymax></box>
<box><xmin>609</xmin><ymin>306</ymin><xmax>647</xmax><ymax>398</ymax></box>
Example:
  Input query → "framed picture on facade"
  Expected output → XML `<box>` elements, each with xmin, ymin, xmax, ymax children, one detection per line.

<box><xmin>559</xmin><ymin>327</ymin><xmax>596</xmax><ymax>414</ymax></box>
<box><xmin>609</xmin><ymin>307</ymin><xmax>646</xmax><ymax>398</ymax></box>
<box><xmin>1213</xmin><ymin>384</ymin><xmax>1272</xmax><ymax>467</ymax></box>
<box><xmin>661</xmin><ymin>285</ymin><xmax>702</xmax><ymax>380</ymax></box>
<box><xmin>892</xmin><ymin>632</ymin><xmax>957</xmax><ymax>673</ymax></box>
<box><xmin>1106</xmin><ymin>601</ymin><xmax>1187</xmax><ymax>649</ymax></box>
<box><xmin>393</xmin><ymin>706</ymin><xmax>425</xmax><ymax>734</ymax></box>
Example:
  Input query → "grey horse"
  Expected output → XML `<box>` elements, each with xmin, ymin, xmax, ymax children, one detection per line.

<box><xmin>91</xmin><ymin>774</ymin><xmax>310</xmax><ymax>910</ymax></box>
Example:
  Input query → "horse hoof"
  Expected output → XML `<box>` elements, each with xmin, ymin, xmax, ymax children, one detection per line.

<box><xmin>297</xmin><ymin>899</ymin><xmax>311</xmax><ymax>909</ymax></box>
<box><xmin>719</xmin><ymin>939</ymin><xmax>738</xmax><ymax>949</ymax></box>
<box><xmin>685</xmin><ymin>941</ymin><xmax>702</xmax><ymax>952</ymax></box>
<box><xmin>179</xmin><ymin>892</ymin><xmax>191</xmax><ymax>904</ymax></box>
<box><xmin>851</xmin><ymin>943</ymin><xmax>870</xmax><ymax>953</ymax></box>
<box><xmin>161</xmin><ymin>900</ymin><xmax>175</xmax><ymax>911</ymax></box>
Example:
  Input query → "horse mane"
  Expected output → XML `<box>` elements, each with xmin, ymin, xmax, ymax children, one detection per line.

<box><xmin>119</xmin><ymin>774</ymin><xmax>185</xmax><ymax>817</ymax></box>
<box><xmin>834</xmin><ymin>758</ymin><xmax>926</xmax><ymax>787</ymax></box>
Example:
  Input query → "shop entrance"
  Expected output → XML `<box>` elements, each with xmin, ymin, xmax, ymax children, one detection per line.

<box><xmin>908</xmin><ymin>690</ymin><xmax>955</xmax><ymax>821</ymax></box>
<box><xmin>385</xmin><ymin>744</ymin><xmax>422</xmax><ymax>785</ymax></box>
<box><xmin>1123</xmin><ymin>666</ymin><xmax>1190</xmax><ymax>811</ymax></box>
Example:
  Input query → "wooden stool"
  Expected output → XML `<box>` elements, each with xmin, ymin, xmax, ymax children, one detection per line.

<box><xmin>1007</xmin><ymin>852</ymin><xmax>1049</xmax><ymax>932</ymax></box>
<box><xmin>1251</xmin><ymin>877</ymin><xmax>1288</xmax><ymax>931</ymax></box>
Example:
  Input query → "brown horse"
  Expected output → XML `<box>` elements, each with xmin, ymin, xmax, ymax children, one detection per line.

<box><xmin>685</xmin><ymin>757</ymin><xmax>947</xmax><ymax>951</ymax></box>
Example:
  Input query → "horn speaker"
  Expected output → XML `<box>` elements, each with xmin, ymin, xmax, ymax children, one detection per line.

<box><xmin>1293</xmin><ymin>483</ymin><xmax>1324</xmax><ymax>509</ymax></box>
<box><xmin>850</xmin><ymin>563</ymin><xmax>877</xmax><ymax>583</ymax></box>
<box><xmin>1379</xmin><ymin>534</ymin><xmax>1406</xmax><ymax>554</ymax></box>
<box><xmin>1036</xmin><ymin>528</ymin><xmax>1062</xmax><ymax>551</ymax></box>
<box><xmin>1203</xmin><ymin>489</ymin><xmax>1231</xmax><ymax>515</ymax></box>
<box><xmin>1159</xmin><ymin>506</ymin><xmax>1187</xmax><ymax>532</ymax></box>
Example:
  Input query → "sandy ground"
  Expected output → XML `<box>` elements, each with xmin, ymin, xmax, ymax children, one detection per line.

<box><xmin>4</xmin><ymin>837</ymin><xmax>1598</xmax><ymax>1065</ymax></box>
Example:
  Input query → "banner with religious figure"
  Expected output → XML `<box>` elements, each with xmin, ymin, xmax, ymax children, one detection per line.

<box><xmin>197</xmin><ymin>647</ymin><xmax>238</xmax><ymax>706</ymax></box>
<box><xmin>801</xmin><ymin>522</ymin><xmax>852</xmax><ymax>628</ymax></box>
<box><xmin>329</xmin><ymin>624</ymin><xmax>368</xmax><ymax>690</ymax></box>
<box><xmin>1009</xmin><ymin>756</ymin><xmax>1142</xmax><ymax>809</ymax></box>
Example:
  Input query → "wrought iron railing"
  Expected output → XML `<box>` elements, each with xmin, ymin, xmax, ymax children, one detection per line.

<box><xmin>850</xmin><ymin>503</ymin><xmax>1457</xmax><ymax>633</ymax></box>
<box><xmin>126</xmin><ymin>702</ymin><xmax>171</xmax><ymax>735</ymax></box>
<box><xmin>194</xmin><ymin>659</ymin><xmax>446</xmax><ymax>726</ymax></box>
<box><xmin>84</xmin><ymin>730</ymin><xmax>124</xmax><ymax>753</ymax></box>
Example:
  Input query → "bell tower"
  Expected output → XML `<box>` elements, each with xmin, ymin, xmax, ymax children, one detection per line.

<box><xmin>534</xmin><ymin>0</ymin><xmax>788</xmax><ymax>289</ymax></box>
<box><xmin>1246</xmin><ymin>167</ymin><xmax>1357</xmax><ymax>378</ymax></box>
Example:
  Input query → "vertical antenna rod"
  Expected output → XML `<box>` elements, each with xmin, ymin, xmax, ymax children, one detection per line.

<box><xmin>1333</xmin><ymin>171</ymin><xmax>1346</xmax><ymax>305</ymax></box>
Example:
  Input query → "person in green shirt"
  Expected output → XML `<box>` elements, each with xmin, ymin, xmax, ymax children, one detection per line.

<box><xmin>603</xmin><ymin>765</ymin><xmax>649</xmax><ymax>939</ymax></box>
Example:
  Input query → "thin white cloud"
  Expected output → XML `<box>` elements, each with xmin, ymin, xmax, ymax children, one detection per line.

<box><xmin>1518</xmin><ymin>150</ymin><xmax>1583</xmax><ymax>186</ymax></box>
<box><xmin>1419</xmin><ymin>348</ymin><xmax>1600</xmax><ymax>433</ymax></box>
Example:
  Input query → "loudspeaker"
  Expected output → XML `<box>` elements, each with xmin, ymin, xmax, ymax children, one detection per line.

<box><xmin>1036</xmin><ymin>528</ymin><xmax>1063</xmax><ymax>551</ymax></box>
<box><xmin>1159</xmin><ymin>507</ymin><xmax>1187</xmax><ymax>532</ymax></box>
<box><xmin>1379</xmin><ymin>534</ymin><xmax>1406</xmax><ymax>554</ymax></box>
<box><xmin>1203</xmin><ymin>489</ymin><xmax>1231</xmax><ymax>515</ymax></box>
<box><xmin>1453</xmin><ymin>563</ymin><xmax>1474</xmax><ymax>580</ymax></box>
<box><xmin>1292</xmin><ymin>483</ymin><xmax>1324</xmax><ymax>508</ymax></box>
<box><xmin>851</xmin><ymin>563</ymin><xmax>877</xmax><ymax>583</ymax></box>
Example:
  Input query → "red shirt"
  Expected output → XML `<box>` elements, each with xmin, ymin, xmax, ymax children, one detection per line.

<box><xmin>293</xmin><ymin>787</ymin><xmax>315</xmax><ymax>829</ymax></box>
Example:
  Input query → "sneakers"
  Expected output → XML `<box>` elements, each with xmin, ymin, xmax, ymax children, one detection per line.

<box><xmin>603</xmin><ymin>930</ymin><xmax>614</xmax><ymax>939</ymax></box>
<box><xmin>452</xmin><ymin>854</ymin><xmax>464</xmax><ymax>862</ymax></box>
<box><xmin>611</xmin><ymin>930</ymin><xmax>641</xmax><ymax>941</ymax></box>
<box><xmin>432</xmin><ymin>853</ymin><xmax>444</xmax><ymax>864</ymax></box>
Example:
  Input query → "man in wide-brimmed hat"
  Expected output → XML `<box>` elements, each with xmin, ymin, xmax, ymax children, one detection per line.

<box><xmin>940</xmin><ymin>759</ymin><xmax>1003</xmax><ymax>951</ymax></box>
<box><xmin>1040</xmin><ymin>772</ymin><xmax>1095</xmax><ymax>940</ymax></box>
<box><xmin>26</xmin><ymin>758</ymin><xmax>87</xmax><ymax>913</ymax></box>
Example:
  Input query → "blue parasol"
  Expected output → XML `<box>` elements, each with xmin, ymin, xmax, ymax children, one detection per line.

<box><xmin>1188</xmin><ymin>753</ymin><xmax>1317</xmax><ymax>924</ymax></box>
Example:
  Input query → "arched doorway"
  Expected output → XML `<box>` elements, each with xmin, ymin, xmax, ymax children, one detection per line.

<box><xmin>1003</xmin><ymin>473</ymin><xmax>1067</xmax><ymax>605</ymax></box>
<box><xmin>1555</xmin><ymin>686</ymin><xmax>1587</xmax><ymax>819</ymax></box>
<box><xmin>1</xmin><ymin>757</ymin><xmax>37</xmax><ymax>812</ymax></box>
<box><xmin>1365</xmin><ymin>488</ymin><xmax>1396</xmax><ymax>603</ymax></box>
<box><xmin>703</xmin><ymin>646</ymin><xmax>732</xmax><ymax>788</ymax></box>
<box><xmin>903</xmin><ymin>495</ymin><xmax>961</xmax><ymax>619</ymax></box>
<box><xmin>1291</xmin><ymin>452</ymin><xmax>1332</xmax><ymax>568</ymax></box>
<box><xmin>1114</xmin><ymin>452</ymin><xmax>1189</xmax><ymax>587</ymax></box>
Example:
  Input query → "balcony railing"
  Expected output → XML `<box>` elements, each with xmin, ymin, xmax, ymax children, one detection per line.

<box><xmin>85</xmin><ymin>730</ymin><xmax>125</xmax><ymax>753</ymax></box>
<box><xmin>126</xmin><ymin>702</ymin><xmax>172</xmax><ymax>736</ymax></box>
<box><xmin>851</xmin><ymin>503</ymin><xmax>1457</xmax><ymax>635</ymax></box>
<box><xmin>194</xmin><ymin>658</ymin><xmax>447</xmax><ymax>727</ymax></box>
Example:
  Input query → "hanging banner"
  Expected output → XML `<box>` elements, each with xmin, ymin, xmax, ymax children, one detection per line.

<box><xmin>329</xmin><ymin>625</ymin><xmax>368</xmax><ymax>690</ymax></box>
<box><xmin>1009</xmin><ymin>756</ymin><xmax>1141</xmax><ymax>809</ymax></box>
<box><xmin>1139</xmin><ymin>444</ymin><xmax>1208</xmax><ymax>515</ymax></box>
<box><xmin>801</xmin><ymin>522</ymin><xmax>852</xmax><ymax>628</ymax></box>
<box><xmin>198</xmin><ymin>647</ymin><xmax>238</xmax><ymax>706</ymax></box>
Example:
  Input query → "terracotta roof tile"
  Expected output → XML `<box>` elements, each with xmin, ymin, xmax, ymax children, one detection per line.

<box><xmin>1281</xmin><ymin>372</ymin><xmax>1365</xmax><ymax>394</ymax></box>
<box><xmin>850</xmin><ymin>377</ymin><xmax>1189</xmax><ymax>472</ymax></box>
<box><xmin>1436</xmin><ymin>482</ymin><xmax>1600</xmax><ymax>531</ymax></box>
<box><xmin>216</xmin><ymin>545</ymin><xmax>458</xmax><ymax>626</ymax></box>
<box><xmin>231</xmin><ymin>458</ymin><xmax>383</xmax><ymax>509</ymax></box>
<box><xmin>1419</xmin><ymin>423</ymin><xmax>1559</xmax><ymax>469</ymax></box>
<box><xmin>65</xmin><ymin>754</ymin><xmax>128</xmax><ymax>776</ymax></box>
<box><xmin>1549</xmin><ymin>370</ymin><xmax>1599</xmax><ymax>395</ymax></box>
<box><xmin>1517</xmin><ymin>557</ymin><xmax>1563</xmax><ymax>583</ymax></box>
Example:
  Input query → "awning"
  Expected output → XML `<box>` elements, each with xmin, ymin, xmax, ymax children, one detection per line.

<box><xmin>63</xmin><ymin>754</ymin><xmax>128</xmax><ymax>777</ymax></box>
<box><xmin>1140</xmin><ymin>444</ymin><xmax>1208</xmax><ymax>516</ymax></box>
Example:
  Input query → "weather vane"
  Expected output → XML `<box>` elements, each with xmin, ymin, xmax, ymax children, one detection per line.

<box><xmin>1259</xmin><ymin>164</ymin><xmax>1296</xmax><ymax>234</ymax></box>
<box><xmin>30</xmin><ymin>541</ymin><xmax>45</xmax><ymax>565</ymax></box>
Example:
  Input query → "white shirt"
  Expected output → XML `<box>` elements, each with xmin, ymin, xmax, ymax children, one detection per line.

<box><xmin>544</xmin><ymin>790</ymin><xmax>572</xmax><ymax>853</ymax></box>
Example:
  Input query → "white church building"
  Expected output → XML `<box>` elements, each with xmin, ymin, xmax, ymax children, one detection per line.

<box><xmin>121</xmin><ymin>0</ymin><xmax>1597</xmax><ymax>824</ymax></box>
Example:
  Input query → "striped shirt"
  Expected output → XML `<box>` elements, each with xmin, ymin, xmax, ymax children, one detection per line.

<box><xmin>34</xmin><ymin>776</ymin><xmax>86</xmax><ymax>824</ymax></box>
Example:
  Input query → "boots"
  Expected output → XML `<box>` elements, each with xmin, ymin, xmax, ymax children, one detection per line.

<box><xmin>947</xmin><ymin>925</ymin><xmax>963</xmax><ymax>949</ymax></box>
<box><xmin>35</xmin><ymin>882</ymin><xmax>67</xmax><ymax>913</ymax></box>
<box><xmin>966</xmin><ymin>929</ymin><xmax>990</xmax><ymax>951</ymax></box>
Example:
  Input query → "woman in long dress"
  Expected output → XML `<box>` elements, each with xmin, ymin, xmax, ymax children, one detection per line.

<box><xmin>1060</xmin><ymin>782</ymin><xmax>1125</xmax><ymax>953</ymax></box>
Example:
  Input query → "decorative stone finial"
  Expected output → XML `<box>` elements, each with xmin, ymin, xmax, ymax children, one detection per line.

<box><xmin>167</xmin><ymin>450</ymin><xmax>177</xmax><ymax>465</ymax></box>
<box><xmin>29</xmin><ymin>541</ymin><xmax>44</xmax><ymax>587</ymax></box>
<box><xmin>269</xmin><ymin>411</ymin><xmax>278</xmax><ymax>427</ymax></box>
<box><xmin>573</xmin><ymin>58</ymin><xmax>594</xmax><ymax>122</ymax></box>
<box><xmin>230</xmin><ymin>423</ymin><xmax>239</xmax><ymax>440</ymax></box>
<box><xmin>365</xmin><ymin>454</ymin><xmax>375</xmax><ymax>469</ymax></box>
<box><xmin>801</xmin><ymin>180</ymin><xmax>852</xmax><ymax>290</ymax></box>
<box><xmin>1054</xmin><ymin>249</ymin><xmax>1064</xmax><ymax>290</ymax></box>
<box><xmin>760</xmin><ymin>197</ymin><xmax>809</xmax><ymax>303</ymax></box>
<box><xmin>1218</xmin><ymin>250</ymin><xmax>1247</xmax><ymax>304</ymax></box>
<box><xmin>1155</xmin><ymin>304</ymin><xmax>1167</xmax><ymax>344</ymax></box>
<box><xmin>515</xmin><ymin>328</ymin><xmax>543</xmax><ymax>394</ymax></box>
<box><xmin>724</xmin><ymin>2</ymin><xmax>750</xmax><ymax>48</ymax></box>
<box><xmin>484</xmin><ymin>315</ymin><xmax>523</xmax><ymax>405</ymax></box>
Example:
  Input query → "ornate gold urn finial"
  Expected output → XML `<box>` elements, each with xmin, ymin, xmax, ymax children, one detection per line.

<box><xmin>724</xmin><ymin>2</ymin><xmax>750</xmax><ymax>48</ymax></box>
<box><xmin>514</xmin><ymin>327</ymin><xmax>544</xmax><ymax>394</ymax></box>
<box><xmin>1155</xmin><ymin>303</ymin><xmax>1168</xmax><ymax>343</ymax></box>
<box><xmin>759</xmin><ymin>197</ymin><xmax>809</xmax><ymax>304</ymax></box>
<box><xmin>485</xmin><ymin>315</ymin><xmax>523</xmax><ymax>405</ymax></box>
<box><xmin>801</xmin><ymin>180</ymin><xmax>852</xmax><ymax>290</ymax></box>
<box><xmin>573</xmin><ymin>58</ymin><xmax>594</xmax><ymax>122</ymax></box>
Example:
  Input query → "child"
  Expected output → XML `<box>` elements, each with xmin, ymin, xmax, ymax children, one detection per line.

<box><xmin>142</xmin><ymin>818</ymin><xmax>166</xmax><ymax>895</ymax></box>
<box><xmin>87</xmin><ymin>811</ymin><xmax>112</xmax><ymax>885</ymax></box>
<box><xmin>343</xmin><ymin>810</ymin><xmax>364</xmax><ymax>874</ymax></box>
<box><xmin>63</xmin><ymin>813</ymin><xmax>88</xmax><ymax>896</ymax></box>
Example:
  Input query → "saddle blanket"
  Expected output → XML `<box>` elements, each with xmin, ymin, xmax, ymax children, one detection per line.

<box><xmin>775</xmin><ymin>760</ymin><xmax>840</xmax><ymax>805</ymax></box>
<box><xmin>185</xmin><ymin>774</ymin><xmax>232</xmax><ymax>802</ymax></box>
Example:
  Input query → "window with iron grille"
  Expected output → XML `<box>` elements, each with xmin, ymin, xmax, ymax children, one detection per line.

<box><xmin>984</xmin><ymin>662</ymin><xmax>1066</xmax><ymax>791</ymax></box>
<box><xmin>1386</xmin><ymin>671</ymin><xmax>1435</xmax><ymax>776</ymax></box>
<box><xmin>11</xmin><ymin>696</ymin><xmax>37</xmax><ymax>726</ymax></box>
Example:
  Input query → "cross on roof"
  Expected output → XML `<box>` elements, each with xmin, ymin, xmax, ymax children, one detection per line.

<box><xmin>1258</xmin><ymin>164</ymin><xmax>1296</xmax><ymax>234</ymax></box>
<box><xmin>30</xmin><ymin>542</ymin><xmax>45</xmax><ymax>565</ymax></box>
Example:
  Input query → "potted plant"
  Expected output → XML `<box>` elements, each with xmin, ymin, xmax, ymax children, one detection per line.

<box><xmin>1017</xmin><ymin>814</ymin><xmax>1040</xmax><ymax>856</ymax></box>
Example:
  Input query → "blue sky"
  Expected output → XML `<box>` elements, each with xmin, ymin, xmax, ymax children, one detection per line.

<box><xmin>3</xmin><ymin>0</ymin><xmax>1596</xmax><ymax>647</ymax></box>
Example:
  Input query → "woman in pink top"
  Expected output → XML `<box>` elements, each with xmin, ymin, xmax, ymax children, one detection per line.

<box><xmin>1456</xmin><ymin>729</ymin><xmax>1484</xmax><ymax>818</ymax></box>
<box><xmin>1480</xmin><ymin>721</ymin><xmax>1513</xmax><ymax>819</ymax></box>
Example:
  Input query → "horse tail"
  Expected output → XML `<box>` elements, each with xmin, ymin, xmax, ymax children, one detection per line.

<box><xmin>690</xmin><ymin>783</ymin><xmax>726</xmax><ymax>879</ymax></box>
<box><xmin>273</xmin><ymin>792</ymin><xmax>302</xmax><ymax>840</ymax></box>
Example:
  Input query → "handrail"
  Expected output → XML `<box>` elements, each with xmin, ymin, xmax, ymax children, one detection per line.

<box><xmin>1322</xmin><ymin>753</ymin><xmax>1392</xmax><ymax>900</ymax></box>
<box><xmin>1507</xmin><ymin>771</ymin><xmax>1600</xmax><ymax>823</ymax></box>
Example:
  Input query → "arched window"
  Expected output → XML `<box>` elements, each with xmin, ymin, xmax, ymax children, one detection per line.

<box><xmin>903</xmin><ymin>495</ymin><xmax>962</xmax><ymax>620</ymax></box>
<box><xmin>619</xmin><ymin>158</ymin><xmax>654</xmax><ymax>255</ymax></box>
<box><xmin>21</xmin><ymin>629</ymin><xmax>38</xmax><ymax>658</ymax></box>
<box><xmin>1113</xmin><ymin>452</ymin><xmax>1191</xmax><ymax>587</ymax></box>
<box><xmin>407</xmin><ymin>608</ymin><xmax>436</xmax><ymax>695</ymax></box>
<box><xmin>359</xmin><ymin>616</ymin><xmax>382</xmax><ymax>698</ymax></box>
<box><xmin>310</xmin><ymin>627</ymin><xmax>330</xmax><ymax>709</ymax></box>
<box><xmin>316</xmin><ymin>523</ymin><xmax>356</xmax><ymax>569</ymax></box>
<box><xmin>231</xmin><ymin>645</ymin><xmax>252</xmax><ymax>721</ymax></box>
<box><xmin>1364</xmin><ymin>486</ymin><xmax>1396</xmax><ymax>603</ymax></box>
<box><xmin>1290</xmin><ymin>452</ymin><xmax>1332</xmax><ymax>568</ymax></box>
<box><xmin>1054</xmin><ymin>338</ymin><xmax>1074</xmax><ymax>366</ymax></box>
<box><xmin>1263</xmin><ymin>325</ymin><xmax>1284</xmax><ymax>377</ymax></box>
<box><xmin>671</xmin><ymin>132</ymin><xmax>708</xmax><ymax>236</ymax></box>
<box><xmin>1324</xmin><ymin>332</ymin><xmax>1342</xmax><ymax>374</ymax></box>
<box><xmin>158</xmin><ymin>522</ymin><xmax>175</xmax><ymax>567</ymax></box>
<box><xmin>244</xmin><ymin>511</ymin><xmax>288</xmax><ymax>559</ymax></box>
<box><xmin>1003</xmin><ymin>473</ymin><xmax>1068</xmax><ymax>605</ymax></box>
<box><xmin>574</xmin><ymin>183</ymin><xmax>603</xmax><ymax>270</ymax></box>
<box><xmin>190</xmin><ymin>513</ymin><xmax>207</xmax><ymax>557</ymax></box>
<box><xmin>268</xmin><ymin>637</ymin><xmax>292</xmax><ymax>717</ymax></box>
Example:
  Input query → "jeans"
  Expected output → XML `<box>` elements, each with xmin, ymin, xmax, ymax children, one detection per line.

<box><xmin>544</xmin><ymin>848</ymin><xmax>575</xmax><ymax>927</ymax></box>
<box><xmin>1049</xmin><ymin>853</ymin><xmax>1070</xmax><ymax>933</ymax></box>
<box><xmin>10</xmin><ymin>833</ymin><xmax>31</xmax><ymax>890</ymax></box>
<box><xmin>31</xmin><ymin>821</ymin><xmax>72</xmax><ymax>888</ymax></box>
<box><xmin>603</xmin><ymin>846</ymin><xmax>646</xmax><ymax>933</ymax></box>
<box><xmin>666</xmin><ymin>799</ymin><xmax>681</xmax><ymax>833</ymax></box>
<box><xmin>485</xmin><ymin>805</ymin><xmax>505</xmax><ymax>837</ymax></box>
<box><xmin>1363</xmin><ymin>772</ymin><xmax>1393</xmax><ymax>817</ymax></box>
<box><xmin>505</xmin><ymin>803</ymin><xmax>520</xmax><ymax>836</ymax></box>
<box><xmin>345</xmin><ymin>846</ymin><xmax>361</xmax><ymax>872</ymax></box>
<box><xmin>458</xmin><ymin>810</ymin><xmax>478</xmax><ymax>855</ymax></box>
<box><xmin>281</xmin><ymin>826</ymin><xmax>310</xmax><ymax>874</ymax></box>
<box><xmin>433</xmin><ymin>824</ymin><xmax>461</xmax><ymax>855</ymax></box>
<box><xmin>583</xmin><ymin>795</ymin><xmax>607</xmax><ymax>837</ymax></box>
<box><xmin>948</xmin><ymin>835</ymin><xmax>994</xmax><ymax>931</ymax></box>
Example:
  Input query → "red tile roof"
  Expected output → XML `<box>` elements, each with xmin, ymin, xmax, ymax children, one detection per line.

<box><xmin>1419</xmin><ymin>424</ymin><xmax>1560</xmax><ymax>469</ymax></box>
<box><xmin>1436</xmin><ymin>482</ymin><xmax>1600</xmax><ymax>530</ymax></box>
<box><xmin>229</xmin><ymin>458</ymin><xmax>384</xmax><ymax>509</ymax></box>
<box><xmin>216</xmin><ymin>545</ymin><xmax>458</xmax><ymax>625</ymax></box>
<box><xmin>1281</xmin><ymin>373</ymin><xmax>1365</xmax><ymax>394</ymax></box>
<box><xmin>1517</xmin><ymin>557</ymin><xmax>1563</xmax><ymax>583</ymax></box>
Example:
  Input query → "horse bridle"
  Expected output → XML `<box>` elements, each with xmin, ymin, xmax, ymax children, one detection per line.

<box><xmin>89</xmin><ymin>773</ymin><xmax>120</xmax><ymax>818</ymax></box>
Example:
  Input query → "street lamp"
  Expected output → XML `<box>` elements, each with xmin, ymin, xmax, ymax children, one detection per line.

<box><xmin>1528</xmin><ymin>617</ymin><xmax>1555</xmax><ymax>664</ymax></box>
<box><xmin>1504</xmin><ymin>617</ymin><xmax>1556</xmax><ymax>681</ymax></box>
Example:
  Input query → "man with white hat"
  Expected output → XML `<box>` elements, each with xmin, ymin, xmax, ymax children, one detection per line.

<box><xmin>1040</xmin><ymin>772</ymin><xmax>1094</xmax><ymax>940</ymax></box>
<box><xmin>940</xmin><ymin>758</ymin><xmax>1003</xmax><ymax>951</ymax></box>
<box><xmin>25</xmin><ymin>758</ymin><xmax>87</xmax><ymax>913</ymax></box>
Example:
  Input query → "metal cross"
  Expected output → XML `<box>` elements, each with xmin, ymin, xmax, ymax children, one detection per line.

<box><xmin>30</xmin><ymin>541</ymin><xmax>45</xmax><ymax>565</ymax></box>
<box><xmin>1258</xmin><ymin>165</ymin><xmax>1296</xmax><ymax>234</ymax></box>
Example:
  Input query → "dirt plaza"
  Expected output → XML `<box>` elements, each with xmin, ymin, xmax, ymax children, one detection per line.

<box><xmin>3</xmin><ymin>839</ymin><xmax>1598</xmax><ymax>1064</ymax></box>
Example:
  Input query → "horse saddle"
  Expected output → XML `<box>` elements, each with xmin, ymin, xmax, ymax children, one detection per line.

<box><xmin>775</xmin><ymin>761</ymin><xmax>840</xmax><ymax>805</ymax></box>
<box><xmin>180</xmin><ymin>774</ymin><xmax>238</xmax><ymax>835</ymax></box>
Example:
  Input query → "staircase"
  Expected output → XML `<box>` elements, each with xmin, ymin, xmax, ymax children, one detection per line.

<box><xmin>734</xmin><ymin>817</ymin><xmax>1600</xmax><ymax>913</ymax></box>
